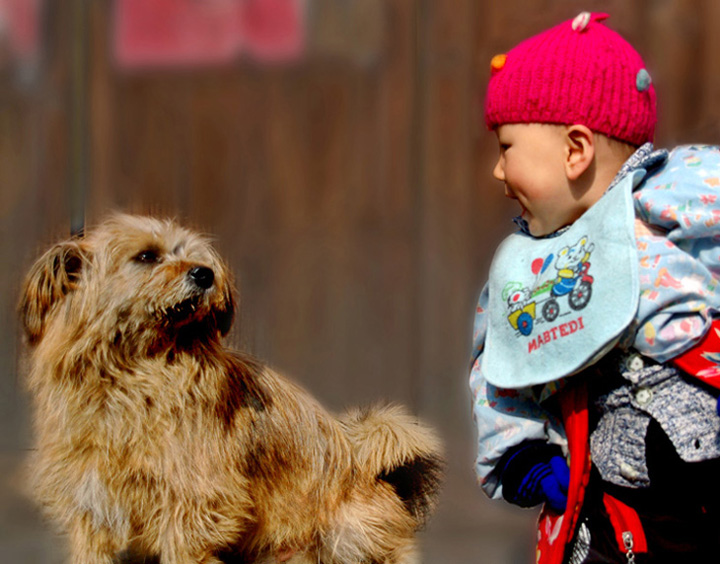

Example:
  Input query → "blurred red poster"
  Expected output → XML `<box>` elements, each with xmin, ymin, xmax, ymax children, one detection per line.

<box><xmin>114</xmin><ymin>0</ymin><xmax>305</xmax><ymax>68</ymax></box>
<box><xmin>0</xmin><ymin>0</ymin><xmax>42</xmax><ymax>62</ymax></box>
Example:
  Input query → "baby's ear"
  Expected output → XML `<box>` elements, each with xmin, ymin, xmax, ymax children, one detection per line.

<box><xmin>20</xmin><ymin>240</ymin><xmax>88</xmax><ymax>345</ymax></box>
<box><xmin>564</xmin><ymin>125</ymin><xmax>595</xmax><ymax>180</ymax></box>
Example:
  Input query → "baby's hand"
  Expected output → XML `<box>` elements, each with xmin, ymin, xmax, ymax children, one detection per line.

<box><xmin>498</xmin><ymin>441</ymin><xmax>569</xmax><ymax>513</ymax></box>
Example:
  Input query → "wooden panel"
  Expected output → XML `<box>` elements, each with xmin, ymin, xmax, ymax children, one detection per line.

<box><xmin>1</xmin><ymin>0</ymin><xmax>77</xmax><ymax>452</ymax></box>
<box><xmin>81</xmin><ymin>0</ymin><xmax>423</xmax><ymax>411</ymax></box>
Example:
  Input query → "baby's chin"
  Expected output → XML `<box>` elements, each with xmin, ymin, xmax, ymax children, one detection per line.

<box><xmin>527</xmin><ymin>217</ymin><xmax>571</xmax><ymax>238</ymax></box>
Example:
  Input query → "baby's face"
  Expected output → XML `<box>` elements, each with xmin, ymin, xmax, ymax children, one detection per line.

<box><xmin>493</xmin><ymin>124</ymin><xmax>591</xmax><ymax>236</ymax></box>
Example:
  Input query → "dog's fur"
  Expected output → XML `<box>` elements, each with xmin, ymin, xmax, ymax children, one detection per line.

<box><xmin>20</xmin><ymin>214</ymin><xmax>443</xmax><ymax>564</ymax></box>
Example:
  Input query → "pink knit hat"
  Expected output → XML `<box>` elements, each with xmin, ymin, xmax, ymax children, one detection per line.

<box><xmin>485</xmin><ymin>12</ymin><xmax>656</xmax><ymax>146</ymax></box>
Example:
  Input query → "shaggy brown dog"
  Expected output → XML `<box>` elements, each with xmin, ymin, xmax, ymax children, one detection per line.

<box><xmin>20</xmin><ymin>214</ymin><xmax>443</xmax><ymax>564</ymax></box>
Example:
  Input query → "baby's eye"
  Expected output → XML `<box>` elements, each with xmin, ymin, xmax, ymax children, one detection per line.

<box><xmin>499</xmin><ymin>143</ymin><xmax>511</xmax><ymax>152</ymax></box>
<box><xmin>134</xmin><ymin>249</ymin><xmax>161</xmax><ymax>264</ymax></box>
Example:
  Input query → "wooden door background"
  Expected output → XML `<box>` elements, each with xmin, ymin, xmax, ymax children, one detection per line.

<box><xmin>2</xmin><ymin>1</ymin><xmax>720</xmax><ymax>562</ymax></box>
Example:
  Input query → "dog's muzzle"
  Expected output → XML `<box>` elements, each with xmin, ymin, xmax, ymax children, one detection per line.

<box><xmin>188</xmin><ymin>266</ymin><xmax>214</xmax><ymax>290</ymax></box>
<box><xmin>162</xmin><ymin>267</ymin><xmax>216</xmax><ymax>324</ymax></box>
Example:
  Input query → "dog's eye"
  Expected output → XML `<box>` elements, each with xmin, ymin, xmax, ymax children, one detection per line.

<box><xmin>134</xmin><ymin>250</ymin><xmax>161</xmax><ymax>264</ymax></box>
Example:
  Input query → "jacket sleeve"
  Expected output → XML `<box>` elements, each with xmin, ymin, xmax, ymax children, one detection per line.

<box><xmin>469</xmin><ymin>285</ymin><xmax>566</xmax><ymax>499</ymax></box>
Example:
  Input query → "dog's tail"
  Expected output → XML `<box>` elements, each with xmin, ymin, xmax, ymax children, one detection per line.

<box><xmin>340</xmin><ymin>404</ymin><xmax>444</xmax><ymax>528</ymax></box>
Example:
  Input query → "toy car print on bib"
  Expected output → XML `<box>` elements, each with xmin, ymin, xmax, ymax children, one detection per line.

<box><xmin>483</xmin><ymin>171</ymin><xmax>644</xmax><ymax>388</ymax></box>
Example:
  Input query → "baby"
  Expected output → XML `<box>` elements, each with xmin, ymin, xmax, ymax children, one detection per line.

<box><xmin>471</xmin><ymin>12</ymin><xmax>720</xmax><ymax>564</ymax></box>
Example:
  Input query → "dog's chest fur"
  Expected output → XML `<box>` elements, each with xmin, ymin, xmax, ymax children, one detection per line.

<box><xmin>34</xmin><ymin>344</ymin><xmax>262</xmax><ymax>537</ymax></box>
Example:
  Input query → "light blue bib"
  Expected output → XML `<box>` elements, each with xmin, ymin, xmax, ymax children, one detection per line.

<box><xmin>483</xmin><ymin>171</ymin><xmax>644</xmax><ymax>388</ymax></box>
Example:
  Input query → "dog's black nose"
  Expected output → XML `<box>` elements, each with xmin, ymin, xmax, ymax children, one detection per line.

<box><xmin>188</xmin><ymin>266</ymin><xmax>215</xmax><ymax>290</ymax></box>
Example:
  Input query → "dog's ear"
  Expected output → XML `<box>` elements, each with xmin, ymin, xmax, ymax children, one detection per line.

<box><xmin>20</xmin><ymin>240</ymin><xmax>87</xmax><ymax>345</ymax></box>
<box><xmin>341</xmin><ymin>405</ymin><xmax>444</xmax><ymax>528</ymax></box>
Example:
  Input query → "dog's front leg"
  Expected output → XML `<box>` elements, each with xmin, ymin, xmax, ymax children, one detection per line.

<box><xmin>68</xmin><ymin>514</ymin><xmax>122</xmax><ymax>564</ymax></box>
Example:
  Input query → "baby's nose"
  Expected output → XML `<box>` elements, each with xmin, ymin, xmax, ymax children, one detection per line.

<box><xmin>493</xmin><ymin>160</ymin><xmax>505</xmax><ymax>182</ymax></box>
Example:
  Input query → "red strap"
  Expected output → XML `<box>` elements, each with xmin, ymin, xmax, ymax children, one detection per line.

<box><xmin>603</xmin><ymin>493</ymin><xmax>648</xmax><ymax>554</ymax></box>
<box><xmin>671</xmin><ymin>319</ymin><xmax>720</xmax><ymax>389</ymax></box>
<box><xmin>536</xmin><ymin>382</ymin><xmax>591</xmax><ymax>564</ymax></box>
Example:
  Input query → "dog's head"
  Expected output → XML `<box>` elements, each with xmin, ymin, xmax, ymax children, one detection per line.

<box><xmin>20</xmin><ymin>214</ymin><xmax>236</xmax><ymax>350</ymax></box>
